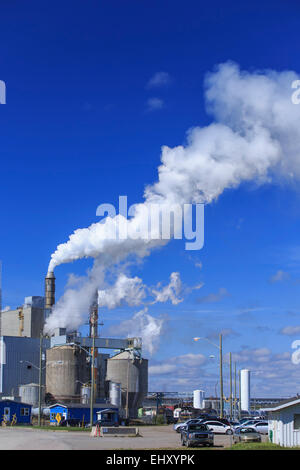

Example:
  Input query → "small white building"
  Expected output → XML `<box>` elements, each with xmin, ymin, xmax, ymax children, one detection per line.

<box><xmin>267</xmin><ymin>398</ymin><xmax>300</xmax><ymax>447</ymax></box>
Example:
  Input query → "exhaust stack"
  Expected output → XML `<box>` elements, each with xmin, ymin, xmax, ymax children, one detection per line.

<box><xmin>45</xmin><ymin>271</ymin><xmax>56</xmax><ymax>310</ymax></box>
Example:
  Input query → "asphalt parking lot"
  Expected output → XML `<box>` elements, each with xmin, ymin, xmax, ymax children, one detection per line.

<box><xmin>0</xmin><ymin>425</ymin><xmax>268</xmax><ymax>450</ymax></box>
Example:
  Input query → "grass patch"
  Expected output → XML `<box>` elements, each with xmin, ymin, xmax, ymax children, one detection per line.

<box><xmin>229</xmin><ymin>442</ymin><xmax>299</xmax><ymax>450</ymax></box>
<box><xmin>19</xmin><ymin>425</ymin><xmax>91</xmax><ymax>432</ymax></box>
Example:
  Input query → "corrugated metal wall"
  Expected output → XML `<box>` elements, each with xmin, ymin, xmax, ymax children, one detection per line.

<box><xmin>0</xmin><ymin>336</ymin><xmax>50</xmax><ymax>397</ymax></box>
<box><xmin>270</xmin><ymin>405</ymin><xmax>300</xmax><ymax>447</ymax></box>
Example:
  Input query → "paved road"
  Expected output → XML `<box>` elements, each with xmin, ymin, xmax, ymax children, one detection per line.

<box><xmin>0</xmin><ymin>425</ymin><xmax>240</xmax><ymax>450</ymax></box>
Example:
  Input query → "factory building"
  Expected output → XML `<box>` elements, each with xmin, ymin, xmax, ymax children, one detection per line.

<box><xmin>1</xmin><ymin>296</ymin><xmax>45</xmax><ymax>338</ymax></box>
<box><xmin>0</xmin><ymin>271</ymin><xmax>149</xmax><ymax>420</ymax></box>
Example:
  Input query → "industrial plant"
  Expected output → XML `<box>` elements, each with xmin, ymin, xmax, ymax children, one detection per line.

<box><xmin>0</xmin><ymin>270</ymin><xmax>149</xmax><ymax>425</ymax></box>
<box><xmin>0</xmin><ymin>269</ymin><xmax>293</xmax><ymax>429</ymax></box>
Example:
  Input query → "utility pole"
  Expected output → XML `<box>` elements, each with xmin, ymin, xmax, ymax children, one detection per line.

<box><xmin>38</xmin><ymin>333</ymin><xmax>43</xmax><ymax>427</ymax></box>
<box><xmin>126</xmin><ymin>357</ymin><xmax>129</xmax><ymax>421</ymax></box>
<box><xmin>234</xmin><ymin>362</ymin><xmax>237</xmax><ymax>420</ymax></box>
<box><xmin>90</xmin><ymin>332</ymin><xmax>95</xmax><ymax>427</ymax></box>
<box><xmin>229</xmin><ymin>352</ymin><xmax>232</xmax><ymax>420</ymax></box>
<box><xmin>219</xmin><ymin>334</ymin><xmax>223</xmax><ymax>419</ymax></box>
<box><xmin>238</xmin><ymin>369</ymin><xmax>241</xmax><ymax>420</ymax></box>
<box><xmin>0</xmin><ymin>261</ymin><xmax>2</xmax><ymax>338</ymax></box>
<box><xmin>89</xmin><ymin>293</ymin><xmax>98</xmax><ymax>428</ymax></box>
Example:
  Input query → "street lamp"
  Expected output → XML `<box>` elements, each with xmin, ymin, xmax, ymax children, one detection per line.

<box><xmin>194</xmin><ymin>334</ymin><xmax>224</xmax><ymax>418</ymax></box>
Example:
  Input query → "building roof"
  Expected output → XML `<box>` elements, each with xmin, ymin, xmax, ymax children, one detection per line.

<box><xmin>266</xmin><ymin>397</ymin><xmax>300</xmax><ymax>412</ymax></box>
<box><xmin>49</xmin><ymin>402</ymin><xmax>118</xmax><ymax>409</ymax></box>
<box><xmin>0</xmin><ymin>399</ymin><xmax>32</xmax><ymax>407</ymax></box>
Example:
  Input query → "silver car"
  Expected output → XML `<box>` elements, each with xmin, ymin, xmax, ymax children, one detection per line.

<box><xmin>233</xmin><ymin>427</ymin><xmax>262</xmax><ymax>443</ymax></box>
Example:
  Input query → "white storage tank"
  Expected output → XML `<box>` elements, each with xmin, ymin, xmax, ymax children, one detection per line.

<box><xmin>240</xmin><ymin>369</ymin><xmax>251</xmax><ymax>412</ymax></box>
<box><xmin>19</xmin><ymin>383</ymin><xmax>41</xmax><ymax>406</ymax></box>
<box><xmin>109</xmin><ymin>381</ymin><xmax>122</xmax><ymax>407</ymax></box>
<box><xmin>193</xmin><ymin>389</ymin><xmax>205</xmax><ymax>409</ymax></box>
<box><xmin>80</xmin><ymin>385</ymin><xmax>91</xmax><ymax>405</ymax></box>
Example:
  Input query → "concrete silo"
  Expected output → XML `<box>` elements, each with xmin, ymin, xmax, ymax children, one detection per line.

<box><xmin>240</xmin><ymin>369</ymin><xmax>251</xmax><ymax>412</ymax></box>
<box><xmin>106</xmin><ymin>351</ymin><xmax>148</xmax><ymax>418</ymax></box>
<box><xmin>193</xmin><ymin>390</ymin><xmax>205</xmax><ymax>409</ymax></box>
<box><xmin>46</xmin><ymin>345</ymin><xmax>90</xmax><ymax>403</ymax></box>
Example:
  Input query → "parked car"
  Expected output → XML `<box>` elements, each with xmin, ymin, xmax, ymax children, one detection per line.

<box><xmin>233</xmin><ymin>427</ymin><xmax>262</xmax><ymax>443</ymax></box>
<box><xmin>229</xmin><ymin>420</ymin><xmax>240</xmax><ymax>427</ymax></box>
<box><xmin>214</xmin><ymin>418</ymin><xmax>231</xmax><ymax>426</ymax></box>
<box><xmin>202</xmin><ymin>420</ymin><xmax>233</xmax><ymax>434</ymax></box>
<box><xmin>181</xmin><ymin>423</ymin><xmax>214</xmax><ymax>448</ymax></box>
<box><xmin>59</xmin><ymin>418</ymin><xmax>81</xmax><ymax>427</ymax></box>
<box><xmin>245</xmin><ymin>421</ymin><xmax>268</xmax><ymax>435</ymax></box>
<box><xmin>173</xmin><ymin>418</ymin><xmax>202</xmax><ymax>433</ymax></box>
<box><xmin>238</xmin><ymin>417</ymin><xmax>252</xmax><ymax>425</ymax></box>
<box><xmin>235</xmin><ymin>419</ymin><xmax>263</xmax><ymax>430</ymax></box>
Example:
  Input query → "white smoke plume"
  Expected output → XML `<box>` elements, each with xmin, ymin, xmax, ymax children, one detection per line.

<box><xmin>108</xmin><ymin>307</ymin><xmax>166</xmax><ymax>356</ymax></box>
<box><xmin>98</xmin><ymin>273</ymin><xmax>147</xmax><ymax>309</ymax></box>
<box><xmin>44</xmin><ymin>261</ymin><xmax>105</xmax><ymax>333</ymax></box>
<box><xmin>48</xmin><ymin>62</ymin><xmax>300</xmax><ymax>274</ymax></box>
<box><xmin>46</xmin><ymin>62</ymin><xmax>300</xmax><ymax>332</ymax></box>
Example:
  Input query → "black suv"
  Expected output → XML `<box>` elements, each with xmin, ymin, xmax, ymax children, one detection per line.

<box><xmin>181</xmin><ymin>423</ymin><xmax>214</xmax><ymax>448</ymax></box>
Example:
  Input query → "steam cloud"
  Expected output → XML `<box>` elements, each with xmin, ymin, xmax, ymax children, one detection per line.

<box><xmin>108</xmin><ymin>308</ymin><xmax>166</xmax><ymax>356</ymax></box>
<box><xmin>45</xmin><ymin>61</ymin><xmax>300</xmax><ymax>339</ymax></box>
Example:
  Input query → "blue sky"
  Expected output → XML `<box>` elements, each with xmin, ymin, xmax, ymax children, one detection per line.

<box><xmin>1</xmin><ymin>0</ymin><xmax>300</xmax><ymax>397</ymax></box>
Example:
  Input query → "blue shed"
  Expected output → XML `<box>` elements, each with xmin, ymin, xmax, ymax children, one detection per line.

<box><xmin>0</xmin><ymin>400</ymin><xmax>32</xmax><ymax>425</ymax></box>
<box><xmin>49</xmin><ymin>402</ymin><xmax>119</xmax><ymax>426</ymax></box>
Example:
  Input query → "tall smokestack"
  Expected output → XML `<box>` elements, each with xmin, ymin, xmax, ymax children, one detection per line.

<box><xmin>89</xmin><ymin>291</ymin><xmax>98</xmax><ymax>338</ymax></box>
<box><xmin>45</xmin><ymin>271</ymin><xmax>56</xmax><ymax>310</ymax></box>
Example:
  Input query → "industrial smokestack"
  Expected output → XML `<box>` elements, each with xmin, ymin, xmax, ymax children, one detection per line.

<box><xmin>89</xmin><ymin>291</ymin><xmax>98</xmax><ymax>338</ymax></box>
<box><xmin>45</xmin><ymin>271</ymin><xmax>56</xmax><ymax>310</ymax></box>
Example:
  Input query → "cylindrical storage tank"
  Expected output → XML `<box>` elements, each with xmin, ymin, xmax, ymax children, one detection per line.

<box><xmin>193</xmin><ymin>390</ymin><xmax>205</xmax><ymax>409</ymax></box>
<box><xmin>109</xmin><ymin>382</ymin><xmax>122</xmax><ymax>407</ymax></box>
<box><xmin>80</xmin><ymin>385</ymin><xmax>91</xmax><ymax>405</ymax></box>
<box><xmin>46</xmin><ymin>345</ymin><xmax>90</xmax><ymax>403</ymax></box>
<box><xmin>19</xmin><ymin>383</ymin><xmax>41</xmax><ymax>406</ymax></box>
<box><xmin>240</xmin><ymin>369</ymin><xmax>251</xmax><ymax>412</ymax></box>
<box><xmin>106</xmin><ymin>351</ymin><xmax>148</xmax><ymax>418</ymax></box>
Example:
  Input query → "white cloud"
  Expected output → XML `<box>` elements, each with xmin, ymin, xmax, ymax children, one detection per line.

<box><xmin>146</xmin><ymin>72</ymin><xmax>171</xmax><ymax>89</ymax></box>
<box><xmin>151</xmin><ymin>272</ymin><xmax>183</xmax><ymax>305</ymax></box>
<box><xmin>269</xmin><ymin>270</ymin><xmax>290</xmax><ymax>283</ymax></box>
<box><xmin>197</xmin><ymin>287</ymin><xmax>229</xmax><ymax>304</ymax></box>
<box><xmin>146</xmin><ymin>97</ymin><xmax>164</xmax><ymax>112</ymax></box>
<box><xmin>280</xmin><ymin>325</ymin><xmax>300</xmax><ymax>336</ymax></box>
